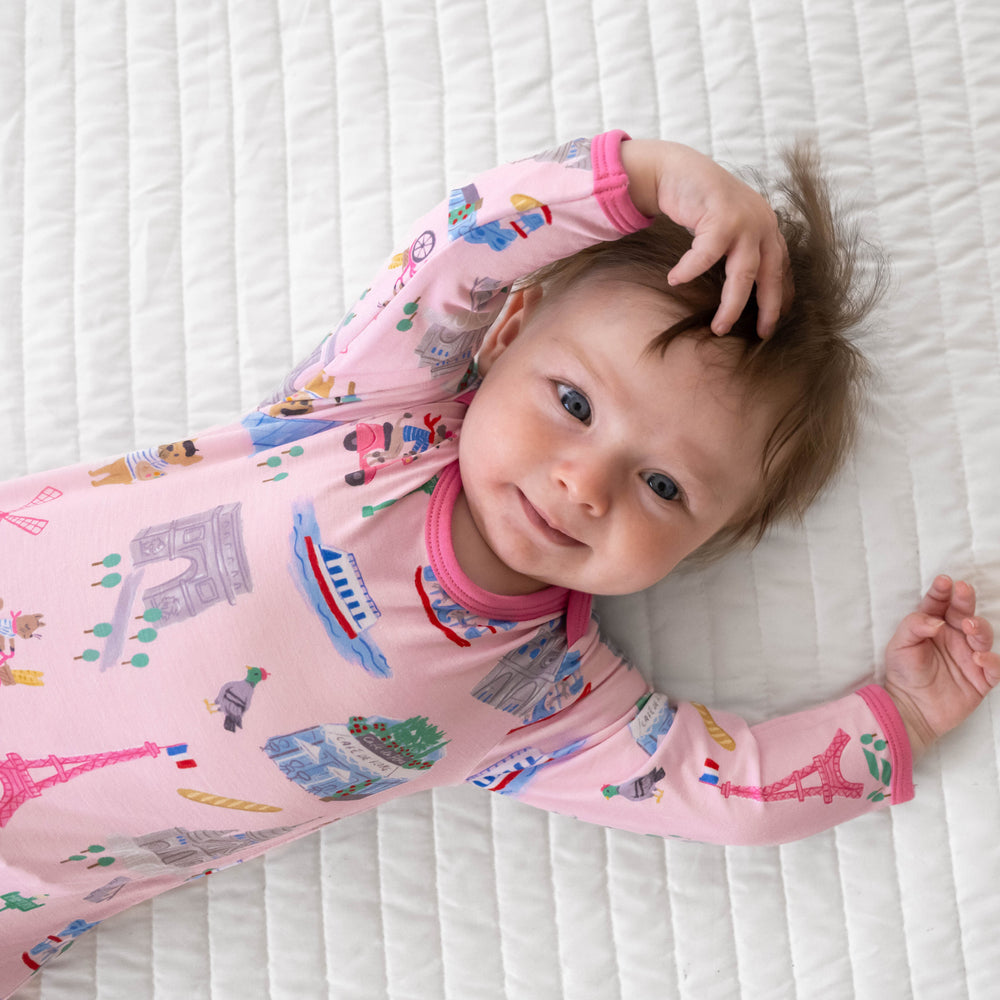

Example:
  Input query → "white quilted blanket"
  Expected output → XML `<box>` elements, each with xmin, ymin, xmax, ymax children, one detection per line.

<box><xmin>3</xmin><ymin>2</ymin><xmax>999</xmax><ymax>998</ymax></box>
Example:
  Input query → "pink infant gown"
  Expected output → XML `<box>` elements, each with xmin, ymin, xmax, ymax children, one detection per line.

<box><xmin>0</xmin><ymin>130</ymin><xmax>912</xmax><ymax>997</ymax></box>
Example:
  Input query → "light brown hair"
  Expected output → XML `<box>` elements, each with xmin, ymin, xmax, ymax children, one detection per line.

<box><xmin>517</xmin><ymin>144</ymin><xmax>888</xmax><ymax>560</ymax></box>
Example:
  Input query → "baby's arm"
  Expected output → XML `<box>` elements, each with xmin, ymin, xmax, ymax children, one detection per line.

<box><xmin>884</xmin><ymin>575</ymin><xmax>1000</xmax><ymax>756</ymax></box>
<box><xmin>470</xmin><ymin>578</ymin><xmax>997</xmax><ymax>845</ymax></box>
<box><xmin>620</xmin><ymin>138</ymin><xmax>788</xmax><ymax>338</ymax></box>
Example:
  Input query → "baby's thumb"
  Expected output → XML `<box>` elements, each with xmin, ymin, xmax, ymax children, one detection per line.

<box><xmin>889</xmin><ymin>613</ymin><xmax>945</xmax><ymax>652</ymax></box>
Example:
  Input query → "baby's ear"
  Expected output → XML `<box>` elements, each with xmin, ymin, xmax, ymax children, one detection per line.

<box><xmin>478</xmin><ymin>285</ymin><xmax>543</xmax><ymax>373</ymax></box>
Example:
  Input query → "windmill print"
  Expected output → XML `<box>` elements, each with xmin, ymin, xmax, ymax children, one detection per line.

<box><xmin>1</xmin><ymin>486</ymin><xmax>62</xmax><ymax>536</ymax></box>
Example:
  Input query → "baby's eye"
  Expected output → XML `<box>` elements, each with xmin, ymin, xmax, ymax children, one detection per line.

<box><xmin>646</xmin><ymin>472</ymin><xmax>680</xmax><ymax>502</ymax></box>
<box><xmin>557</xmin><ymin>383</ymin><xmax>592</xmax><ymax>423</ymax></box>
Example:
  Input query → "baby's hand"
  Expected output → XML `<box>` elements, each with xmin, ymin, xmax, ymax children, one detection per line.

<box><xmin>884</xmin><ymin>575</ymin><xmax>1000</xmax><ymax>756</ymax></box>
<box><xmin>620</xmin><ymin>138</ymin><xmax>790</xmax><ymax>338</ymax></box>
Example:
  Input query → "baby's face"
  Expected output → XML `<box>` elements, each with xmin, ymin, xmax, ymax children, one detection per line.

<box><xmin>454</xmin><ymin>276</ymin><xmax>781</xmax><ymax>597</ymax></box>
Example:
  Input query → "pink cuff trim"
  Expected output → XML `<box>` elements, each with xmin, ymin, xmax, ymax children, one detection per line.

<box><xmin>857</xmin><ymin>684</ymin><xmax>915</xmax><ymax>805</ymax></box>
<box><xmin>425</xmin><ymin>461</ymin><xmax>592</xmax><ymax>639</ymax></box>
<box><xmin>591</xmin><ymin>130</ymin><xmax>654</xmax><ymax>235</ymax></box>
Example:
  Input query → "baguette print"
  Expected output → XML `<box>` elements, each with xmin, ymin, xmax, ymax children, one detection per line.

<box><xmin>691</xmin><ymin>703</ymin><xmax>736</xmax><ymax>751</ymax></box>
<box><xmin>177</xmin><ymin>788</ymin><xmax>283</xmax><ymax>812</ymax></box>
<box><xmin>9</xmin><ymin>669</ymin><xmax>44</xmax><ymax>686</ymax></box>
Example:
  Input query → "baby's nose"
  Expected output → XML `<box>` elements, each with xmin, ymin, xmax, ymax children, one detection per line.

<box><xmin>556</xmin><ymin>459</ymin><xmax>611</xmax><ymax>515</ymax></box>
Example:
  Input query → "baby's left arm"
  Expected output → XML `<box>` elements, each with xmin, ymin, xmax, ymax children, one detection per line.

<box><xmin>884</xmin><ymin>575</ymin><xmax>1000</xmax><ymax>756</ymax></box>
<box><xmin>470</xmin><ymin>578</ymin><xmax>998</xmax><ymax>846</ymax></box>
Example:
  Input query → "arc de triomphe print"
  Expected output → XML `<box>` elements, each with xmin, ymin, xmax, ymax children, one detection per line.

<box><xmin>130</xmin><ymin>503</ymin><xmax>252</xmax><ymax>626</ymax></box>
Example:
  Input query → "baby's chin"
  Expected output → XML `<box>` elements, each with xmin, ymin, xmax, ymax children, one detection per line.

<box><xmin>573</xmin><ymin>567</ymin><xmax>677</xmax><ymax>598</ymax></box>
<box><xmin>525</xmin><ymin>573</ymin><xmax>640</xmax><ymax>598</ymax></box>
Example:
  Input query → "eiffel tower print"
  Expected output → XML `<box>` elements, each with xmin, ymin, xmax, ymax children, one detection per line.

<box><xmin>0</xmin><ymin>742</ymin><xmax>165</xmax><ymax>827</ymax></box>
<box><xmin>704</xmin><ymin>729</ymin><xmax>864</xmax><ymax>804</ymax></box>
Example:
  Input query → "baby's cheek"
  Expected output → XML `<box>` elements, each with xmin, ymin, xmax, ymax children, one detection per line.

<box><xmin>621</xmin><ymin>530</ymin><xmax>681</xmax><ymax>591</ymax></box>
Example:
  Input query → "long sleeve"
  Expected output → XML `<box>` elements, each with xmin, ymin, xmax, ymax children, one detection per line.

<box><xmin>468</xmin><ymin>625</ymin><xmax>914</xmax><ymax>846</ymax></box>
<box><xmin>254</xmin><ymin>131</ymin><xmax>649</xmax><ymax>426</ymax></box>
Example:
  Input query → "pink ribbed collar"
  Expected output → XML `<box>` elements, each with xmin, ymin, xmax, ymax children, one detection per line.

<box><xmin>425</xmin><ymin>462</ymin><xmax>591</xmax><ymax>646</ymax></box>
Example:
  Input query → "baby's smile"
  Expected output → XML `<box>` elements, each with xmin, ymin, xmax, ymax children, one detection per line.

<box><xmin>516</xmin><ymin>488</ymin><xmax>586</xmax><ymax>548</ymax></box>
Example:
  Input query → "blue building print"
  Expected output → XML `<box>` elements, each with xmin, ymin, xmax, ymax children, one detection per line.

<box><xmin>263</xmin><ymin>714</ymin><xmax>448</xmax><ymax>802</ymax></box>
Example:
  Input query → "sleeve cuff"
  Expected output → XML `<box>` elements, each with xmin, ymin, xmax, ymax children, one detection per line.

<box><xmin>591</xmin><ymin>129</ymin><xmax>655</xmax><ymax>235</ymax></box>
<box><xmin>857</xmin><ymin>684</ymin><xmax>915</xmax><ymax>805</ymax></box>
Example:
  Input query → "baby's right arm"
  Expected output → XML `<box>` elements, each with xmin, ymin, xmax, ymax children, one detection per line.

<box><xmin>263</xmin><ymin>132</ymin><xmax>786</xmax><ymax>423</ymax></box>
<box><xmin>620</xmin><ymin>138</ymin><xmax>789</xmax><ymax>338</ymax></box>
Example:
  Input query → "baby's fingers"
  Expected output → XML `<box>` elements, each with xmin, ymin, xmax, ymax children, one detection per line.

<box><xmin>750</xmin><ymin>233</ymin><xmax>790</xmax><ymax>339</ymax></box>
<box><xmin>916</xmin><ymin>574</ymin><xmax>954</xmax><ymax>618</ymax></box>
<box><xmin>973</xmin><ymin>649</ymin><xmax>1000</xmax><ymax>687</ymax></box>
<box><xmin>963</xmin><ymin>615</ymin><xmax>994</xmax><ymax>654</ymax></box>
<box><xmin>947</xmin><ymin>579</ymin><xmax>979</xmax><ymax>627</ymax></box>
<box><xmin>668</xmin><ymin>233</ymin><xmax>727</xmax><ymax>291</ymax></box>
<box><xmin>915</xmin><ymin>575</ymin><xmax>980</xmax><ymax>629</ymax></box>
<box><xmin>713</xmin><ymin>251</ymin><xmax>762</xmax><ymax>335</ymax></box>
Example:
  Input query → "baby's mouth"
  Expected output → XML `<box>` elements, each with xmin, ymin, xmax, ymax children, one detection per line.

<box><xmin>517</xmin><ymin>490</ymin><xmax>583</xmax><ymax>547</ymax></box>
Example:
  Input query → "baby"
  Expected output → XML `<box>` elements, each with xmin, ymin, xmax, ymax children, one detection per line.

<box><xmin>0</xmin><ymin>130</ymin><xmax>996</xmax><ymax>995</ymax></box>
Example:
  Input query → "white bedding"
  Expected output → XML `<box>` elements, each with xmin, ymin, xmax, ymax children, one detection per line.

<box><xmin>3</xmin><ymin>1</ymin><xmax>999</xmax><ymax>998</ymax></box>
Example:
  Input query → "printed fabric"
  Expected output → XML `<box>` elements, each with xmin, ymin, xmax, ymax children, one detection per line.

<box><xmin>0</xmin><ymin>130</ymin><xmax>912</xmax><ymax>997</ymax></box>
